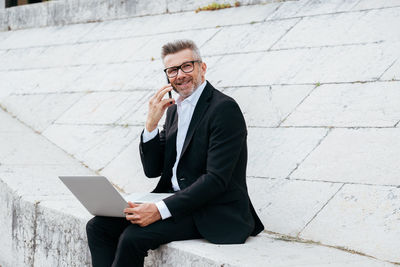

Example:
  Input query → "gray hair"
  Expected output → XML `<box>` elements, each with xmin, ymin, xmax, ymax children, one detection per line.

<box><xmin>161</xmin><ymin>39</ymin><xmax>202</xmax><ymax>61</ymax></box>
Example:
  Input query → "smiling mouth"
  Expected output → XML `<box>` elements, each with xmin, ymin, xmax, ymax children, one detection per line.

<box><xmin>176</xmin><ymin>79</ymin><xmax>192</xmax><ymax>88</ymax></box>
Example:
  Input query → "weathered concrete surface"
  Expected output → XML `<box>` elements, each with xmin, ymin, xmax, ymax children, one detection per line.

<box><xmin>207</xmin><ymin>43</ymin><xmax>399</xmax><ymax>86</ymax></box>
<box><xmin>1</xmin><ymin>0</ymin><xmax>400</xmax><ymax>266</ymax></box>
<box><xmin>275</xmin><ymin>7</ymin><xmax>400</xmax><ymax>49</ymax></box>
<box><xmin>282</xmin><ymin>82</ymin><xmax>400</xmax><ymax>127</ymax></box>
<box><xmin>247</xmin><ymin>178</ymin><xmax>343</xmax><ymax>236</ymax></box>
<box><xmin>300</xmin><ymin>184</ymin><xmax>400</xmax><ymax>263</ymax></box>
<box><xmin>0</xmin><ymin>0</ymin><xmax>283</xmax><ymax>31</ymax></box>
<box><xmin>43</xmin><ymin>124</ymin><xmax>142</xmax><ymax>172</ymax></box>
<box><xmin>1</xmin><ymin>92</ymin><xmax>85</xmax><ymax>133</ymax></box>
<box><xmin>247</xmin><ymin>127</ymin><xmax>329</xmax><ymax>178</ymax></box>
<box><xmin>223</xmin><ymin>85</ymin><xmax>315</xmax><ymax>127</ymax></box>
<box><xmin>0</xmin><ymin>109</ymin><xmax>95</xmax><ymax>267</ymax></box>
<box><xmin>290</xmin><ymin>128</ymin><xmax>400</xmax><ymax>186</ymax></box>
<box><xmin>146</xmin><ymin>233</ymin><xmax>396</xmax><ymax>267</ymax></box>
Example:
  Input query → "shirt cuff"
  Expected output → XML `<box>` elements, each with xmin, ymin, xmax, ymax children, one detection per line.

<box><xmin>142</xmin><ymin>127</ymin><xmax>158</xmax><ymax>143</ymax></box>
<box><xmin>155</xmin><ymin>200</ymin><xmax>172</xmax><ymax>220</ymax></box>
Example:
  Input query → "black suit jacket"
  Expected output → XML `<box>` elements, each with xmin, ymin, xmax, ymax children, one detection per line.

<box><xmin>140</xmin><ymin>81</ymin><xmax>264</xmax><ymax>244</ymax></box>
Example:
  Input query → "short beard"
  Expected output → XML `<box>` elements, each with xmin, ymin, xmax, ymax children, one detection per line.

<box><xmin>175</xmin><ymin>73</ymin><xmax>203</xmax><ymax>99</ymax></box>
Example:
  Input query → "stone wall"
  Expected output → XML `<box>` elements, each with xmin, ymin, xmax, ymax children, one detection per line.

<box><xmin>0</xmin><ymin>0</ymin><xmax>281</xmax><ymax>31</ymax></box>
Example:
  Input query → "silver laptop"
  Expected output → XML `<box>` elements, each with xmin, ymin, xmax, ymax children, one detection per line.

<box><xmin>59</xmin><ymin>176</ymin><xmax>173</xmax><ymax>217</ymax></box>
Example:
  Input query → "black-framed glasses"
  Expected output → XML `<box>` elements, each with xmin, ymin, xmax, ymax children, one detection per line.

<box><xmin>164</xmin><ymin>60</ymin><xmax>201</xmax><ymax>78</ymax></box>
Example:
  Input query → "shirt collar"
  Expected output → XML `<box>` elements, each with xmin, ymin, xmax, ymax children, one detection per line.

<box><xmin>176</xmin><ymin>80</ymin><xmax>207</xmax><ymax>107</ymax></box>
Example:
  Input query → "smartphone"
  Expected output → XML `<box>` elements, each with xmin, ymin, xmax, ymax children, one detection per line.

<box><xmin>166</xmin><ymin>76</ymin><xmax>172</xmax><ymax>102</ymax></box>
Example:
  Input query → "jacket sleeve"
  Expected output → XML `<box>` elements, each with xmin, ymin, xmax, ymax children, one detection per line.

<box><xmin>164</xmin><ymin>99</ymin><xmax>247</xmax><ymax>216</ymax></box>
<box><xmin>139</xmin><ymin>115</ymin><xmax>169</xmax><ymax>178</ymax></box>
<box><xmin>139</xmin><ymin>131</ymin><xmax>164</xmax><ymax>178</ymax></box>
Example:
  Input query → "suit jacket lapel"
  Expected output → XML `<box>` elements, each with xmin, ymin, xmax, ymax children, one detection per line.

<box><xmin>179</xmin><ymin>82</ymin><xmax>213</xmax><ymax>160</ymax></box>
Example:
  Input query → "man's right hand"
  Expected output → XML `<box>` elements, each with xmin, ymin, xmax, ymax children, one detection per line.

<box><xmin>145</xmin><ymin>85</ymin><xmax>175</xmax><ymax>132</ymax></box>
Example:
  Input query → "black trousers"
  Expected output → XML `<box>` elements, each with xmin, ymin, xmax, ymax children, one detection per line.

<box><xmin>86</xmin><ymin>215</ymin><xmax>201</xmax><ymax>267</ymax></box>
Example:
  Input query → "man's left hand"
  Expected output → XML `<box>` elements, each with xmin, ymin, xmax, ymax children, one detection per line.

<box><xmin>124</xmin><ymin>202</ymin><xmax>161</xmax><ymax>227</ymax></box>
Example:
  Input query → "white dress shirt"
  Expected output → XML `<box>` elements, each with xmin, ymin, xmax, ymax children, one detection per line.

<box><xmin>142</xmin><ymin>81</ymin><xmax>207</xmax><ymax>219</ymax></box>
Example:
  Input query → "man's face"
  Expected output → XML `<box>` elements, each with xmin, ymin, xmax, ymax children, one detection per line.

<box><xmin>163</xmin><ymin>49</ymin><xmax>207</xmax><ymax>99</ymax></box>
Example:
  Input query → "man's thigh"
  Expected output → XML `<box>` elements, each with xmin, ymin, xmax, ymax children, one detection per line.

<box><xmin>112</xmin><ymin>214</ymin><xmax>201</xmax><ymax>266</ymax></box>
<box><xmin>87</xmin><ymin>216</ymin><xmax>131</xmax><ymax>238</ymax></box>
<box><xmin>119</xmin><ymin>214</ymin><xmax>201</xmax><ymax>251</ymax></box>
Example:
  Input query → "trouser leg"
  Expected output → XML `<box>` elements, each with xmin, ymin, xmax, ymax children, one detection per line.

<box><xmin>112</xmin><ymin>214</ymin><xmax>201</xmax><ymax>267</ymax></box>
<box><xmin>86</xmin><ymin>216</ymin><xmax>131</xmax><ymax>267</ymax></box>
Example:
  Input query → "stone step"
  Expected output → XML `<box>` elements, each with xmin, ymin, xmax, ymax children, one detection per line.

<box><xmin>146</xmin><ymin>233</ymin><xmax>395</xmax><ymax>267</ymax></box>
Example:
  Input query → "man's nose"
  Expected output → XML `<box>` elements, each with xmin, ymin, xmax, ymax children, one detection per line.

<box><xmin>176</xmin><ymin>68</ymin><xmax>186</xmax><ymax>78</ymax></box>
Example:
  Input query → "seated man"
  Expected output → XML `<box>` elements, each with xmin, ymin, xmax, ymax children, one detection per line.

<box><xmin>86</xmin><ymin>39</ymin><xmax>264</xmax><ymax>267</ymax></box>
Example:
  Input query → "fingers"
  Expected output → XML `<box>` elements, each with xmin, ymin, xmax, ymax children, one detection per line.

<box><xmin>125</xmin><ymin>206</ymin><xmax>138</xmax><ymax>222</ymax></box>
<box><xmin>126</xmin><ymin>213</ymin><xmax>137</xmax><ymax>221</ymax></box>
<box><xmin>124</xmin><ymin>202</ymin><xmax>160</xmax><ymax>227</ymax></box>
<box><xmin>153</xmin><ymin>85</ymin><xmax>172</xmax><ymax>101</ymax></box>
<box><xmin>123</xmin><ymin>208</ymin><xmax>134</xmax><ymax>214</ymax></box>
<box><xmin>125</xmin><ymin>212</ymin><xmax>147</xmax><ymax>227</ymax></box>
<box><xmin>124</xmin><ymin>202</ymin><xmax>139</xmax><ymax>214</ymax></box>
<box><xmin>128</xmin><ymin>201</ymin><xmax>139</xmax><ymax>208</ymax></box>
<box><xmin>158</xmin><ymin>98</ymin><xmax>175</xmax><ymax>109</ymax></box>
<box><xmin>146</xmin><ymin>86</ymin><xmax>175</xmax><ymax>132</ymax></box>
<box><xmin>149</xmin><ymin>85</ymin><xmax>165</xmax><ymax>101</ymax></box>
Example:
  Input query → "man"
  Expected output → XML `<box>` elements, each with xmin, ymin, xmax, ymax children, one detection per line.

<box><xmin>86</xmin><ymin>39</ymin><xmax>264</xmax><ymax>267</ymax></box>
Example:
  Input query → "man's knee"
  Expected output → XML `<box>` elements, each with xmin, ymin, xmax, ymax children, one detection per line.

<box><xmin>86</xmin><ymin>217</ymin><xmax>96</xmax><ymax>237</ymax></box>
<box><xmin>118</xmin><ymin>225</ymin><xmax>154</xmax><ymax>254</ymax></box>
<box><xmin>86</xmin><ymin>216</ymin><xmax>101</xmax><ymax>236</ymax></box>
<box><xmin>86</xmin><ymin>216</ymin><xmax>110</xmax><ymax>241</ymax></box>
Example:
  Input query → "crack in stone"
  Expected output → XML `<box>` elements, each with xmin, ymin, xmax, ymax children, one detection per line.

<box><xmin>285</xmin><ymin>127</ymin><xmax>332</xmax><ymax>179</ymax></box>
<box><xmin>268</xmin><ymin>17</ymin><xmax>303</xmax><ymax>50</ymax></box>
<box><xmin>265</xmin><ymin>4</ymin><xmax>400</xmax><ymax>22</ymax></box>
<box><xmin>199</xmin><ymin>27</ymin><xmax>222</xmax><ymax>49</ymax></box>
<box><xmin>52</xmin><ymin>122</ymin><xmax>144</xmax><ymax>127</ymax></box>
<box><xmin>220</xmin><ymin>79</ymin><xmax>399</xmax><ymax>88</ymax></box>
<box><xmin>247</xmin><ymin>125</ymin><xmax>398</xmax><ymax>129</ymax></box>
<box><xmin>262</xmin><ymin>0</ymin><xmax>286</xmax><ymax>21</ymax></box>
<box><xmin>263</xmin><ymin>230</ymin><xmax>400</xmax><ymax>265</ymax></box>
<box><xmin>290</xmin><ymin>177</ymin><xmax>400</xmax><ymax>188</ymax></box>
<box><xmin>277</xmin><ymin>82</ymin><xmax>319</xmax><ymax>127</ymax></box>
<box><xmin>247</xmin><ymin>175</ymin><xmax>400</xmax><ymax>188</ymax></box>
<box><xmin>0</xmin><ymin>58</ymin><xmax>153</xmax><ymax>72</ymax></box>
<box><xmin>8</xmin><ymin>88</ymin><xmax>151</xmax><ymax>97</ymax></box>
<box><xmin>378</xmin><ymin>58</ymin><xmax>398</xmax><ymax>80</ymax></box>
<box><xmin>199</xmin><ymin>40</ymin><xmax>388</xmax><ymax>58</ymax></box>
<box><xmin>42</xmin><ymin>94</ymin><xmax>87</xmax><ymax>134</ymax></box>
<box><xmin>269</xmin><ymin>40</ymin><xmax>386</xmax><ymax>52</ymax></box>
<box><xmin>97</xmin><ymin>128</ymin><xmax>139</xmax><ymax>173</ymax></box>
<box><xmin>31</xmin><ymin>200</ymin><xmax>40</xmax><ymax>267</ymax></box>
<box><xmin>298</xmin><ymin>183</ymin><xmax>345</xmax><ymax>236</ymax></box>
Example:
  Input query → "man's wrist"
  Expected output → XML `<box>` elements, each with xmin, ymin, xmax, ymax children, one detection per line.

<box><xmin>145</xmin><ymin>122</ymin><xmax>157</xmax><ymax>132</ymax></box>
<box><xmin>155</xmin><ymin>201</ymin><xmax>172</xmax><ymax>220</ymax></box>
<box><xmin>142</xmin><ymin>127</ymin><xmax>158</xmax><ymax>143</ymax></box>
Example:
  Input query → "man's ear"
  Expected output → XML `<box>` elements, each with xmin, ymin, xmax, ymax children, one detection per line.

<box><xmin>201</xmin><ymin>62</ymin><xmax>207</xmax><ymax>74</ymax></box>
